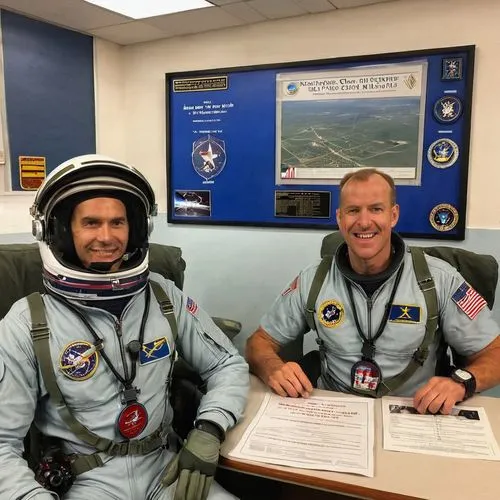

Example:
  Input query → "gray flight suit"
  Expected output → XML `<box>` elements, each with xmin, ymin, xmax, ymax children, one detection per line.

<box><xmin>0</xmin><ymin>273</ymin><xmax>248</xmax><ymax>499</ymax></box>
<box><xmin>261</xmin><ymin>247</ymin><xmax>499</xmax><ymax>395</ymax></box>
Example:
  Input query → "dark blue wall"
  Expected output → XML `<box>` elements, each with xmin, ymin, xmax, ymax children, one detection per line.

<box><xmin>1</xmin><ymin>10</ymin><xmax>96</xmax><ymax>190</ymax></box>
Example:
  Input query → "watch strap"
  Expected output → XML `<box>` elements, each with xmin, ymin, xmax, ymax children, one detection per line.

<box><xmin>452</xmin><ymin>368</ymin><xmax>476</xmax><ymax>400</ymax></box>
<box><xmin>195</xmin><ymin>420</ymin><xmax>225</xmax><ymax>442</ymax></box>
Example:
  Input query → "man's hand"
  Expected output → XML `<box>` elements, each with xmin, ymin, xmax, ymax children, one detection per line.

<box><xmin>267</xmin><ymin>361</ymin><xmax>313</xmax><ymax>398</ymax></box>
<box><xmin>413</xmin><ymin>376</ymin><xmax>466</xmax><ymax>415</ymax></box>
<box><xmin>161</xmin><ymin>428</ymin><xmax>220</xmax><ymax>500</ymax></box>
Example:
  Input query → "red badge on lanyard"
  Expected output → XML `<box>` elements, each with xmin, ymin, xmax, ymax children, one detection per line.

<box><xmin>116</xmin><ymin>402</ymin><xmax>148</xmax><ymax>439</ymax></box>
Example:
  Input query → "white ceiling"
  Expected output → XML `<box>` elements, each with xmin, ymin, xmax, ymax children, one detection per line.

<box><xmin>0</xmin><ymin>0</ymin><xmax>398</xmax><ymax>46</ymax></box>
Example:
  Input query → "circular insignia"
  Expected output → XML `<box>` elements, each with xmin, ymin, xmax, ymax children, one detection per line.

<box><xmin>285</xmin><ymin>82</ymin><xmax>299</xmax><ymax>96</ymax></box>
<box><xmin>59</xmin><ymin>341</ymin><xmax>98</xmax><ymax>381</ymax></box>
<box><xmin>318</xmin><ymin>300</ymin><xmax>344</xmax><ymax>328</ymax></box>
<box><xmin>429</xmin><ymin>203</ymin><xmax>459</xmax><ymax>232</ymax></box>
<box><xmin>433</xmin><ymin>96</ymin><xmax>463</xmax><ymax>124</ymax></box>
<box><xmin>116</xmin><ymin>402</ymin><xmax>149</xmax><ymax>439</ymax></box>
<box><xmin>427</xmin><ymin>139</ymin><xmax>459</xmax><ymax>169</ymax></box>
<box><xmin>192</xmin><ymin>135</ymin><xmax>227</xmax><ymax>181</ymax></box>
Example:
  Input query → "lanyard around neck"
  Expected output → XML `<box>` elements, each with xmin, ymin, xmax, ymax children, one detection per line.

<box><xmin>345</xmin><ymin>263</ymin><xmax>404</xmax><ymax>360</ymax></box>
<box><xmin>49</xmin><ymin>285</ymin><xmax>150</xmax><ymax>390</ymax></box>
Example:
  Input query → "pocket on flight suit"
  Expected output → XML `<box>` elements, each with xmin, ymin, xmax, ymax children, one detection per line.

<box><xmin>199</xmin><ymin>322</ymin><xmax>235</xmax><ymax>363</ymax></box>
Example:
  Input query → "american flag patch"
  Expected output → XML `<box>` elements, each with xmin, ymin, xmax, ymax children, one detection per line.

<box><xmin>451</xmin><ymin>282</ymin><xmax>487</xmax><ymax>320</ymax></box>
<box><xmin>186</xmin><ymin>297</ymin><xmax>198</xmax><ymax>316</ymax></box>
<box><xmin>281</xmin><ymin>276</ymin><xmax>299</xmax><ymax>296</ymax></box>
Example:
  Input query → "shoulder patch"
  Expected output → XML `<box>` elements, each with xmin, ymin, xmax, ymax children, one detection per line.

<box><xmin>186</xmin><ymin>297</ymin><xmax>199</xmax><ymax>316</ymax></box>
<box><xmin>281</xmin><ymin>276</ymin><xmax>299</xmax><ymax>296</ymax></box>
<box><xmin>452</xmin><ymin>282</ymin><xmax>487</xmax><ymax>320</ymax></box>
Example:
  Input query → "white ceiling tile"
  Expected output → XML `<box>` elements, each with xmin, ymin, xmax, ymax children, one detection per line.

<box><xmin>1</xmin><ymin>0</ymin><xmax>131</xmax><ymax>30</ymax></box>
<box><xmin>295</xmin><ymin>0</ymin><xmax>338</xmax><ymax>13</ymax></box>
<box><xmin>0</xmin><ymin>0</ymin><xmax>400</xmax><ymax>46</ymax></box>
<box><xmin>221</xmin><ymin>2</ymin><xmax>267</xmax><ymax>23</ymax></box>
<box><xmin>145</xmin><ymin>6</ymin><xmax>244</xmax><ymax>37</ymax></box>
<box><xmin>246</xmin><ymin>0</ymin><xmax>308</xmax><ymax>20</ymax></box>
<box><xmin>89</xmin><ymin>20</ymin><xmax>168</xmax><ymax>45</ymax></box>
<box><xmin>329</xmin><ymin>0</ymin><xmax>394</xmax><ymax>8</ymax></box>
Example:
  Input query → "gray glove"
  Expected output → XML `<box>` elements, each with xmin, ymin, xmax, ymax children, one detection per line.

<box><xmin>162</xmin><ymin>428</ymin><xmax>221</xmax><ymax>500</ymax></box>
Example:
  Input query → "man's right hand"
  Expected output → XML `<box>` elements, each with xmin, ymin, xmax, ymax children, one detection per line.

<box><xmin>267</xmin><ymin>361</ymin><xmax>313</xmax><ymax>398</ymax></box>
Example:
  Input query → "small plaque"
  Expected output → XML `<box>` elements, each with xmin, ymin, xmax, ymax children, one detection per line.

<box><xmin>174</xmin><ymin>190</ymin><xmax>211</xmax><ymax>217</ymax></box>
<box><xmin>442</xmin><ymin>58</ymin><xmax>463</xmax><ymax>80</ymax></box>
<box><xmin>173</xmin><ymin>76</ymin><xmax>228</xmax><ymax>93</ymax></box>
<box><xmin>275</xmin><ymin>191</ymin><xmax>330</xmax><ymax>218</ymax></box>
<box><xmin>19</xmin><ymin>156</ymin><xmax>46</xmax><ymax>190</ymax></box>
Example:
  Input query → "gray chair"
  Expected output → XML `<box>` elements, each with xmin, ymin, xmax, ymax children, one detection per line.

<box><xmin>0</xmin><ymin>242</ymin><xmax>241</xmax><ymax>338</ymax></box>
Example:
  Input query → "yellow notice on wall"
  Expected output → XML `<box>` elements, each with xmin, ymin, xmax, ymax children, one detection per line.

<box><xmin>19</xmin><ymin>156</ymin><xmax>46</xmax><ymax>190</ymax></box>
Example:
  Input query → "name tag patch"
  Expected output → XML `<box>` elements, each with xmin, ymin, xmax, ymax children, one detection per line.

<box><xmin>139</xmin><ymin>337</ymin><xmax>171</xmax><ymax>365</ymax></box>
<box><xmin>389</xmin><ymin>305</ymin><xmax>421</xmax><ymax>323</ymax></box>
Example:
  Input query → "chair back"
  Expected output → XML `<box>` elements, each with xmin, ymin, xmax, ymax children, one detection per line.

<box><xmin>0</xmin><ymin>243</ymin><xmax>186</xmax><ymax>319</ymax></box>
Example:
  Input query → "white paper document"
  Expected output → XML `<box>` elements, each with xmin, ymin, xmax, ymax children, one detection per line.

<box><xmin>229</xmin><ymin>392</ymin><xmax>374</xmax><ymax>477</ymax></box>
<box><xmin>382</xmin><ymin>397</ymin><xmax>500</xmax><ymax>460</ymax></box>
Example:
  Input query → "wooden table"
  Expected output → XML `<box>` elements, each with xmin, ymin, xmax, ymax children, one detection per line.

<box><xmin>220</xmin><ymin>376</ymin><xmax>500</xmax><ymax>500</ymax></box>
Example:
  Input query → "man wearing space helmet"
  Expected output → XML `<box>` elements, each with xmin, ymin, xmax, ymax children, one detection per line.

<box><xmin>0</xmin><ymin>155</ymin><xmax>248</xmax><ymax>500</ymax></box>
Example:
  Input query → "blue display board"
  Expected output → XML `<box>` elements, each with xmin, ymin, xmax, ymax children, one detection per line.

<box><xmin>2</xmin><ymin>10</ymin><xmax>96</xmax><ymax>191</ymax></box>
<box><xmin>166</xmin><ymin>46</ymin><xmax>474</xmax><ymax>240</ymax></box>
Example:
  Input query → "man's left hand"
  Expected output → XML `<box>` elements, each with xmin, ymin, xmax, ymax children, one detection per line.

<box><xmin>413</xmin><ymin>376</ymin><xmax>466</xmax><ymax>414</ymax></box>
<box><xmin>161</xmin><ymin>428</ymin><xmax>221</xmax><ymax>500</ymax></box>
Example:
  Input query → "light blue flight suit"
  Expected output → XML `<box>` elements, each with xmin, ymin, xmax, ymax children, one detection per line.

<box><xmin>0</xmin><ymin>273</ymin><xmax>248</xmax><ymax>499</ymax></box>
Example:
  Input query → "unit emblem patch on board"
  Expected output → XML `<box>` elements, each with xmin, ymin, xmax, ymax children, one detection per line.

<box><xmin>429</xmin><ymin>203</ymin><xmax>459</xmax><ymax>232</ymax></box>
<box><xmin>427</xmin><ymin>139</ymin><xmax>459</xmax><ymax>169</ymax></box>
<box><xmin>433</xmin><ymin>96</ymin><xmax>462</xmax><ymax>124</ymax></box>
<box><xmin>192</xmin><ymin>135</ymin><xmax>226</xmax><ymax>181</ymax></box>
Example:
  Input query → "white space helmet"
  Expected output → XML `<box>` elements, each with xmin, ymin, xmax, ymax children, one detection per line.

<box><xmin>30</xmin><ymin>154</ymin><xmax>157</xmax><ymax>300</ymax></box>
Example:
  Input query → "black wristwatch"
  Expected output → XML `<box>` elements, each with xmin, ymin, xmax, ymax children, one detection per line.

<box><xmin>195</xmin><ymin>420</ymin><xmax>225</xmax><ymax>441</ymax></box>
<box><xmin>451</xmin><ymin>368</ymin><xmax>476</xmax><ymax>400</ymax></box>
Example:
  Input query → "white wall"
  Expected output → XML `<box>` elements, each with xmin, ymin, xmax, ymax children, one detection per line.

<box><xmin>120</xmin><ymin>0</ymin><xmax>500</xmax><ymax>228</ymax></box>
<box><xmin>2</xmin><ymin>0</ymin><xmax>500</xmax><ymax>347</ymax></box>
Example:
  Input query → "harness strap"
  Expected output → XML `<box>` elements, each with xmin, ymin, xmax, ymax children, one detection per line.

<box><xmin>27</xmin><ymin>280</ymin><xmax>178</xmax><ymax>475</ymax></box>
<box><xmin>375</xmin><ymin>247</ymin><xmax>439</xmax><ymax>396</ymax></box>
<box><xmin>305</xmin><ymin>248</ymin><xmax>439</xmax><ymax>397</ymax></box>
<box><xmin>305</xmin><ymin>255</ymin><xmax>333</xmax><ymax>333</ymax></box>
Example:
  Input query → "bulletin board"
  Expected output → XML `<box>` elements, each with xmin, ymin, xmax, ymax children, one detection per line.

<box><xmin>166</xmin><ymin>45</ymin><xmax>474</xmax><ymax>240</ymax></box>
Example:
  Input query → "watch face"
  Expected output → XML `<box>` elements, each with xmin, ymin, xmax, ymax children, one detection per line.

<box><xmin>454</xmin><ymin>368</ymin><xmax>472</xmax><ymax>381</ymax></box>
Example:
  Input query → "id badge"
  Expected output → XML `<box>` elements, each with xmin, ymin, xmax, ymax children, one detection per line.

<box><xmin>351</xmin><ymin>360</ymin><xmax>381</xmax><ymax>393</ymax></box>
<box><xmin>116</xmin><ymin>402</ymin><xmax>148</xmax><ymax>439</ymax></box>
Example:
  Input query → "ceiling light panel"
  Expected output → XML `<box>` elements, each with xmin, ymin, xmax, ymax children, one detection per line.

<box><xmin>84</xmin><ymin>0</ymin><xmax>212</xmax><ymax>19</ymax></box>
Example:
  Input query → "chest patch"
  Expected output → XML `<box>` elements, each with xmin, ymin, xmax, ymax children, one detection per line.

<box><xmin>59</xmin><ymin>340</ymin><xmax>99</xmax><ymax>381</ymax></box>
<box><xmin>318</xmin><ymin>300</ymin><xmax>344</xmax><ymax>328</ymax></box>
<box><xmin>388</xmin><ymin>305</ymin><xmax>421</xmax><ymax>323</ymax></box>
<box><xmin>139</xmin><ymin>337</ymin><xmax>171</xmax><ymax>365</ymax></box>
